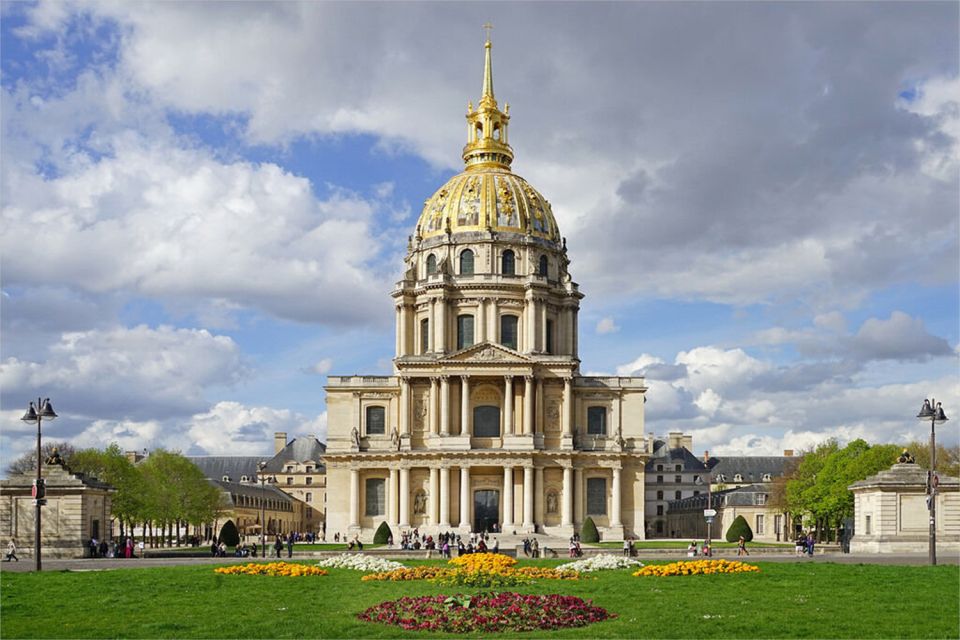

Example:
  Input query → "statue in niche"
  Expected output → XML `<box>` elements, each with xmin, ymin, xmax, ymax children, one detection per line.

<box><xmin>390</xmin><ymin>427</ymin><xmax>401</xmax><ymax>451</ymax></box>
<box><xmin>413</xmin><ymin>490</ymin><xmax>427</xmax><ymax>515</ymax></box>
<box><xmin>546</xmin><ymin>491</ymin><xmax>559</xmax><ymax>515</ymax></box>
<box><xmin>351</xmin><ymin>427</ymin><xmax>361</xmax><ymax>449</ymax></box>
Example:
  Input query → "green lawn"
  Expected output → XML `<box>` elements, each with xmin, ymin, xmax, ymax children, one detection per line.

<box><xmin>1</xmin><ymin>559</ymin><xmax>956</xmax><ymax>638</ymax></box>
<box><xmin>593</xmin><ymin>540</ymin><xmax>794</xmax><ymax>549</ymax></box>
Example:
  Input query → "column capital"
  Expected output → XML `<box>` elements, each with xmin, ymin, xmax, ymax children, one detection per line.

<box><xmin>430</xmin><ymin>376</ymin><xmax>440</xmax><ymax>384</ymax></box>
<box><xmin>503</xmin><ymin>374</ymin><xmax>514</xmax><ymax>384</ymax></box>
<box><xmin>524</xmin><ymin>374</ymin><xmax>534</xmax><ymax>382</ymax></box>
<box><xmin>440</xmin><ymin>374</ymin><xmax>450</xmax><ymax>382</ymax></box>
<box><xmin>460</xmin><ymin>374</ymin><xmax>470</xmax><ymax>383</ymax></box>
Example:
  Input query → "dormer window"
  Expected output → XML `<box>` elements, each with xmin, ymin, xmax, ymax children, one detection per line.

<box><xmin>716</xmin><ymin>474</ymin><xmax>725</xmax><ymax>482</ymax></box>
<box><xmin>734</xmin><ymin>474</ymin><xmax>743</xmax><ymax>483</ymax></box>
<box><xmin>222</xmin><ymin>475</ymin><xmax>230</xmax><ymax>482</ymax></box>
<box><xmin>762</xmin><ymin>473</ymin><xmax>772</xmax><ymax>482</ymax></box>
<box><xmin>240</xmin><ymin>475</ymin><xmax>248</xmax><ymax>483</ymax></box>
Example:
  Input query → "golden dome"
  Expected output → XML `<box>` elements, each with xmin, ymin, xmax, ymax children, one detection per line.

<box><xmin>416</xmin><ymin>168</ymin><xmax>560</xmax><ymax>241</ymax></box>
<box><xmin>415</xmin><ymin>33</ymin><xmax>560</xmax><ymax>244</ymax></box>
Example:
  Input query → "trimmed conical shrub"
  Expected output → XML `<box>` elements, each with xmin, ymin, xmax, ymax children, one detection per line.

<box><xmin>218</xmin><ymin>520</ymin><xmax>240</xmax><ymax>546</ymax></box>
<box><xmin>580</xmin><ymin>516</ymin><xmax>600</xmax><ymax>543</ymax></box>
<box><xmin>373</xmin><ymin>521</ymin><xmax>392</xmax><ymax>544</ymax></box>
<box><xmin>725</xmin><ymin>515</ymin><xmax>753</xmax><ymax>543</ymax></box>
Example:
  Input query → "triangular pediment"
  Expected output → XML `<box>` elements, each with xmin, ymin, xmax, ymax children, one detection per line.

<box><xmin>443</xmin><ymin>342</ymin><xmax>532</xmax><ymax>364</ymax></box>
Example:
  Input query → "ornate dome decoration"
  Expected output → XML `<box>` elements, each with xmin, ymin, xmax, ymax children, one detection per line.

<box><xmin>414</xmin><ymin>36</ymin><xmax>561</xmax><ymax>244</ymax></box>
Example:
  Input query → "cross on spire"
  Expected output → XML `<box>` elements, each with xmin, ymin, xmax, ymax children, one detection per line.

<box><xmin>483</xmin><ymin>22</ymin><xmax>493</xmax><ymax>44</ymax></box>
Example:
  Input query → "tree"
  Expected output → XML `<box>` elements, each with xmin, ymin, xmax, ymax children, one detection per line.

<box><xmin>725</xmin><ymin>515</ymin><xmax>753</xmax><ymax>543</ymax></box>
<box><xmin>901</xmin><ymin>441</ymin><xmax>960</xmax><ymax>477</ymax></box>
<box><xmin>139</xmin><ymin>450</ymin><xmax>223</xmax><ymax>546</ymax></box>
<box><xmin>67</xmin><ymin>444</ymin><xmax>146</xmax><ymax>538</ymax></box>
<box><xmin>218</xmin><ymin>520</ymin><xmax>240</xmax><ymax>546</ymax></box>
<box><xmin>373</xmin><ymin>521</ymin><xmax>392</xmax><ymax>544</ymax></box>
<box><xmin>580</xmin><ymin>516</ymin><xmax>600</xmax><ymax>543</ymax></box>
<box><xmin>6</xmin><ymin>441</ymin><xmax>77</xmax><ymax>476</ymax></box>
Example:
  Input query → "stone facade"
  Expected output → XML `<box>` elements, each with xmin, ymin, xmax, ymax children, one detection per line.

<box><xmin>849</xmin><ymin>462</ymin><xmax>960</xmax><ymax>554</ymax></box>
<box><xmin>666</xmin><ymin>485</ymin><xmax>794</xmax><ymax>543</ymax></box>
<box><xmin>323</xmin><ymin>39</ymin><xmax>650</xmax><ymax>542</ymax></box>
<box><xmin>0</xmin><ymin>461</ymin><xmax>113</xmax><ymax>559</ymax></box>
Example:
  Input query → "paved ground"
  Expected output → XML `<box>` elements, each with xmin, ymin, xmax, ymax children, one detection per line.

<box><xmin>1</xmin><ymin>550</ymin><xmax>956</xmax><ymax>572</ymax></box>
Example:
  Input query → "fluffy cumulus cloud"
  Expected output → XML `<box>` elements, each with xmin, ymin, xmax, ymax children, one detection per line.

<box><xmin>596</xmin><ymin>316</ymin><xmax>619</xmax><ymax>335</ymax></box>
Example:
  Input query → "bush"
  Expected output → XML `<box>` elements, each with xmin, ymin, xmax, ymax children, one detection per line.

<box><xmin>373</xmin><ymin>521</ymin><xmax>392</xmax><ymax>544</ymax></box>
<box><xmin>725</xmin><ymin>515</ymin><xmax>753</xmax><ymax>543</ymax></box>
<box><xmin>218</xmin><ymin>520</ymin><xmax>240</xmax><ymax>546</ymax></box>
<box><xmin>580</xmin><ymin>516</ymin><xmax>600</xmax><ymax>543</ymax></box>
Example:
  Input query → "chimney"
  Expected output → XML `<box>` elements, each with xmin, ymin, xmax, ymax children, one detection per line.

<box><xmin>783</xmin><ymin>449</ymin><xmax>794</xmax><ymax>457</ymax></box>
<box><xmin>274</xmin><ymin>432</ymin><xmax>288</xmax><ymax>454</ymax></box>
<box><xmin>668</xmin><ymin>431</ymin><xmax>683</xmax><ymax>449</ymax></box>
<box><xmin>681</xmin><ymin>435</ymin><xmax>693</xmax><ymax>451</ymax></box>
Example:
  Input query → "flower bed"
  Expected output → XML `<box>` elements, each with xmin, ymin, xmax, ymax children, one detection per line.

<box><xmin>357</xmin><ymin>592</ymin><xmax>613</xmax><ymax>633</ymax></box>
<box><xmin>634</xmin><ymin>559</ymin><xmax>759</xmax><ymax>577</ymax></box>
<box><xmin>215</xmin><ymin>562</ymin><xmax>328</xmax><ymax>577</ymax></box>
<box><xmin>361</xmin><ymin>566</ymin><xmax>450</xmax><ymax>582</ymax></box>
<box><xmin>361</xmin><ymin>553</ymin><xmax>580</xmax><ymax>586</ymax></box>
<box><xmin>556</xmin><ymin>554</ymin><xmax>644</xmax><ymax>573</ymax></box>
<box><xmin>448</xmin><ymin>552</ymin><xmax>517</xmax><ymax>572</ymax></box>
<box><xmin>316</xmin><ymin>553</ymin><xmax>404</xmax><ymax>572</ymax></box>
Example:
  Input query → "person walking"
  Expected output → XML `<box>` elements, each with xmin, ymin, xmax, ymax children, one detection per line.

<box><xmin>4</xmin><ymin>540</ymin><xmax>18</xmax><ymax>562</ymax></box>
<box><xmin>737</xmin><ymin>535</ymin><xmax>749</xmax><ymax>556</ymax></box>
<box><xmin>286</xmin><ymin>534</ymin><xmax>294</xmax><ymax>558</ymax></box>
<box><xmin>806</xmin><ymin>532</ymin><xmax>815</xmax><ymax>557</ymax></box>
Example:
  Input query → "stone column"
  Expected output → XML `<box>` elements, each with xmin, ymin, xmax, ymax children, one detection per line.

<box><xmin>522</xmin><ymin>466</ymin><xmax>535</xmax><ymax>530</ymax></box>
<box><xmin>439</xmin><ymin>466</ymin><xmax>451</xmax><ymax>527</ymax></box>
<box><xmin>388</xmin><ymin>468</ymin><xmax>399</xmax><ymax>524</ymax></box>
<box><xmin>436</xmin><ymin>297</ymin><xmax>447</xmax><ymax>354</ymax></box>
<box><xmin>460</xmin><ymin>375</ymin><xmax>470</xmax><ymax>436</ymax></box>
<box><xmin>534</xmin><ymin>466</ymin><xmax>544</xmax><ymax>526</ymax></box>
<box><xmin>429</xmin><ymin>377</ymin><xmax>439</xmax><ymax>435</ymax></box>
<box><xmin>489</xmin><ymin>299</ymin><xmax>499</xmax><ymax>343</ymax></box>
<box><xmin>574</xmin><ymin>468</ymin><xmax>584</xmax><ymax>525</ymax></box>
<box><xmin>429</xmin><ymin>468</ymin><xmax>439</xmax><ymax>526</ymax></box>
<box><xmin>428</xmin><ymin>298</ymin><xmax>436</xmax><ymax>352</ymax></box>
<box><xmin>503</xmin><ymin>375</ymin><xmax>514</xmax><ymax>435</ymax></box>
<box><xmin>349</xmin><ymin>468</ymin><xmax>360</xmax><ymax>528</ymax></box>
<box><xmin>572</xmin><ymin>308</ymin><xmax>579</xmax><ymax>359</ymax></box>
<box><xmin>611</xmin><ymin>467</ymin><xmax>623</xmax><ymax>527</ymax></box>
<box><xmin>565</xmin><ymin>307</ymin><xmax>574</xmax><ymax>355</ymax></box>
<box><xmin>562</xmin><ymin>378</ymin><xmax>573</xmax><ymax>438</ymax></box>
<box><xmin>440</xmin><ymin>376</ymin><xmax>450</xmax><ymax>435</ymax></box>
<box><xmin>503</xmin><ymin>467</ymin><xmax>515</xmax><ymax>529</ymax></box>
<box><xmin>459</xmin><ymin>467</ymin><xmax>471</xmax><ymax>529</ymax></box>
<box><xmin>399</xmin><ymin>467</ymin><xmax>410</xmax><ymax>528</ymax></box>
<box><xmin>523</xmin><ymin>376</ymin><xmax>534</xmax><ymax>435</ymax></box>
<box><xmin>399</xmin><ymin>376</ymin><xmax>410</xmax><ymax>436</ymax></box>
<box><xmin>525</xmin><ymin>295</ymin><xmax>536</xmax><ymax>352</ymax></box>
<box><xmin>536</xmin><ymin>378</ymin><xmax>544</xmax><ymax>434</ymax></box>
<box><xmin>561</xmin><ymin>467</ymin><xmax>573</xmax><ymax>527</ymax></box>
<box><xmin>477</xmin><ymin>298</ymin><xmax>486</xmax><ymax>343</ymax></box>
<box><xmin>395</xmin><ymin>305</ymin><xmax>402</xmax><ymax>356</ymax></box>
<box><xmin>398</xmin><ymin>303</ymin><xmax>408</xmax><ymax>357</ymax></box>
<box><xmin>540</xmin><ymin>301</ymin><xmax>548</xmax><ymax>353</ymax></box>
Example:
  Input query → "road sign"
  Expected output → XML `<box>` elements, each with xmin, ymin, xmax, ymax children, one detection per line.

<box><xmin>704</xmin><ymin>508</ymin><xmax>717</xmax><ymax>517</ymax></box>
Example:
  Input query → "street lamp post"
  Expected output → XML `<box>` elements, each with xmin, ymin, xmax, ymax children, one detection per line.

<box><xmin>702</xmin><ymin>451</ymin><xmax>714</xmax><ymax>553</ymax></box>
<box><xmin>20</xmin><ymin>397</ymin><xmax>57</xmax><ymax>572</ymax></box>
<box><xmin>916</xmin><ymin>399</ymin><xmax>948</xmax><ymax>566</ymax></box>
<box><xmin>258</xmin><ymin>461</ymin><xmax>267</xmax><ymax>559</ymax></box>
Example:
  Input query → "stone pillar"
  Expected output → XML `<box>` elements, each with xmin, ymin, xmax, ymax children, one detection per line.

<box><xmin>440</xmin><ymin>376</ymin><xmax>450</xmax><ymax>435</ymax></box>
<box><xmin>395</xmin><ymin>304</ymin><xmax>402</xmax><ymax>356</ymax></box>
<box><xmin>540</xmin><ymin>300</ymin><xmax>548</xmax><ymax>353</ymax></box>
<box><xmin>523</xmin><ymin>466</ymin><xmax>535</xmax><ymax>529</ymax></box>
<box><xmin>565</xmin><ymin>307</ymin><xmax>574</xmax><ymax>355</ymax></box>
<box><xmin>460</xmin><ymin>375</ymin><xmax>470</xmax><ymax>436</ymax></box>
<box><xmin>525</xmin><ymin>295</ymin><xmax>536</xmax><ymax>352</ymax></box>
<box><xmin>399</xmin><ymin>467</ymin><xmax>410</xmax><ymax>528</ymax></box>
<box><xmin>503</xmin><ymin>467</ymin><xmax>515</xmax><ymax>529</ymax></box>
<box><xmin>523</xmin><ymin>376</ymin><xmax>534</xmax><ymax>435</ymax></box>
<box><xmin>490</xmin><ymin>299</ymin><xmax>499</xmax><ymax>343</ymax></box>
<box><xmin>399</xmin><ymin>377</ymin><xmax>410</xmax><ymax>436</ymax></box>
<box><xmin>459</xmin><ymin>467</ymin><xmax>471</xmax><ymax>529</ymax></box>
<box><xmin>572</xmin><ymin>308</ymin><xmax>579</xmax><ymax>359</ymax></box>
<box><xmin>574</xmin><ymin>468</ymin><xmax>584</xmax><ymax>525</ymax></box>
<box><xmin>611</xmin><ymin>467</ymin><xmax>623</xmax><ymax>527</ymax></box>
<box><xmin>561</xmin><ymin>467</ymin><xmax>573</xmax><ymax>527</ymax></box>
<box><xmin>534</xmin><ymin>466</ymin><xmax>544</xmax><ymax>526</ymax></box>
<box><xmin>503</xmin><ymin>375</ymin><xmax>514</xmax><ymax>435</ymax></box>
<box><xmin>398</xmin><ymin>303</ymin><xmax>408</xmax><ymax>357</ymax></box>
<box><xmin>429</xmin><ymin>377</ymin><xmax>439</xmax><ymax>435</ymax></box>
<box><xmin>429</xmin><ymin>467</ymin><xmax>439</xmax><ymax>526</ymax></box>
<box><xmin>562</xmin><ymin>377</ymin><xmax>573</xmax><ymax>437</ymax></box>
<box><xmin>428</xmin><ymin>298</ymin><xmax>436</xmax><ymax>352</ymax></box>
<box><xmin>349</xmin><ymin>469</ymin><xmax>360</xmax><ymax>528</ymax></box>
<box><xmin>388</xmin><ymin>468</ymin><xmax>399</xmax><ymax>525</ymax></box>
<box><xmin>439</xmin><ymin>466</ymin><xmax>451</xmax><ymax>527</ymax></box>
<box><xmin>536</xmin><ymin>378</ymin><xmax>544</xmax><ymax>434</ymax></box>
<box><xmin>477</xmin><ymin>298</ymin><xmax>486</xmax><ymax>343</ymax></box>
<box><xmin>436</xmin><ymin>297</ymin><xmax>447</xmax><ymax>354</ymax></box>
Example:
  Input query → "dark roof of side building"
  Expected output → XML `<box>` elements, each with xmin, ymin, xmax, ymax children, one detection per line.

<box><xmin>188</xmin><ymin>456</ymin><xmax>263</xmax><ymax>483</ymax></box>
<box><xmin>668</xmin><ymin>484</ymin><xmax>770</xmax><ymax>513</ymax></box>
<box><xmin>646</xmin><ymin>447</ymin><xmax>708</xmax><ymax>471</ymax></box>
<box><xmin>708</xmin><ymin>456</ymin><xmax>797</xmax><ymax>480</ymax></box>
<box><xmin>211</xmin><ymin>479</ymin><xmax>294</xmax><ymax>505</ymax></box>
<box><xmin>262</xmin><ymin>436</ymin><xmax>326</xmax><ymax>473</ymax></box>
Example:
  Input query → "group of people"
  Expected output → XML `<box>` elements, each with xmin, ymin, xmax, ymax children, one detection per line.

<box><xmin>568</xmin><ymin>535</ymin><xmax>583</xmax><ymax>558</ymax></box>
<box><xmin>685</xmin><ymin>540</ymin><xmax>715</xmax><ymax>557</ymax></box>
<box><xmin>795</xmin><ymin>532</ymin><xmax>816</xmax><ymax>557</ymax></box>
<box><xmin>85</xmin><ymin>536</ymin><xmax>143</xmax><ymax>558</ymax></box>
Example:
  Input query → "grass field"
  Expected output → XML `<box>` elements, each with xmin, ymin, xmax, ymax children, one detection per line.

<box><xmin>593</xmin><ymin>540</ymin><xmax>794</xmax><ymax>549</ymax></box>
<box><xmin>1</xmin><ymin>559</ymin><xmax>957</xmax><ymax>638</ymax></box>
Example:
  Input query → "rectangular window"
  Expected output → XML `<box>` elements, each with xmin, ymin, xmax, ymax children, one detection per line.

<box><xmin>756</xmin><ymin>493</ymin><xmax>767</xmax><ymax>506</ymax></box>
<box><xmin>864</xmin><ymin>515</ymin><xmax>872</xmax><ymax>535</ymax></box>
<box><xmin>693</xmin><ymin>490</ymin><xmax>700</xmax><ymax>497</ymax></box>
<box><xmin>675</xmin><ymin>465</ymin><xmax>682</xmax><ymax>472</ymax></box>
<box><xmin>675</xmin><ymin>475</ymin><xmax>682</xmax><ymax>484</ymax></box>
<box><xmin>675</xmin><ymin>491</ymin><xmax>682</xmax><ymax>500</ymax></box>
<box><xmin>545</xmin><ymin>319</ymin><xmax>554</xmax><ymax>354</ymax></box>
<box><xmin>656</xmin><ymin>464</ymin><xmax>663</xmax><ymax>471</ymax></box>
<box><xmin>587</xmin><ymin>406</ymin><xmax>607</xmax><ymax>435</ymax></box>
<box><xmin>586</xmin><ymin>477</ymin><xmax>607</xmax><ymax>516</ymax></box>
<box><xmin>306</xmin><ymin>508</ymin><xmax>312</xmax><ymax>518</ymax></box>
<box><xmin>500</xmin><ymin>315</ymin><xmax>518</xmax><ymax>350</ymax></box>
<box><xmin>656</xmin><ymin>490</ymin><xmax>663</xmax><ymax>500</ymax></box>
<box><xmin>756</xmin><ymin>514</ymin><xmax>765</xmax><ymax>535</ymax></box>
<box><xmin>286</xmin><ymin>477</ymin><xmax>293</xmax><ymax>485</ymax></box>
<box><xmin>420</xmin><ymin>318</ymin><xmax>430</xmax><ymax>353</ymax></box>
<box><xmin>366</xmin><ymin>406</ymin><xmax>386</xmax><ymax>435</ymax></box>
<box><xmin>365</xmin><ymin>478</ymin><xmax>386</xmax><ymax>516</ymax></box>
<box><xmin>305</xmin><ymin>466</ymin><xmax>313</xmax><ymax>473</ymax></box>
<box><xmin>656</xmin><ymin>475</ymin><xmax>663</xmax><ymax>484</ymax></box>
<box><xmin>656</xmin><ymin>505</ymin><xmax>664</xmax><ymax>516</ymax></box>
<box><xmin>457</xmin><ymin>315</ymin><xmax>474</xmax><ymax>350</ymax></box>
<box><xmin>306</xmin><ymin>477</ymin><xmax>313</xmax><ymax>485</ymax></box>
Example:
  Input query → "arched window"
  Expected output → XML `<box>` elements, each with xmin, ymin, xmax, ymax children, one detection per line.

<box><xmin>500</xmin><ymin>315</ymin><xmax>519</xmax><ymax>350</ymax></box>
<box><xmin>473</xmin><ymin>405</ymin><xmax>500</xmax><ymax>437</ymax></box>
<box><xmin>457</xmin><ymin>314</ymin><xmax>474</xmax><ymax>350</ymax></box>
<box><xmin>366</xmin><ymin>406</ymin><xmax>386</xmax><ymax>435</ymax></box>
<box><xmin>539</xmin><ymin>255</ymin><xmax>549</xmax><ymax>277</ymax></box>
<box><xmin>501</xmin><ymin>249</ymin><xmax>515</xmax><ymax>275</ymax></box>
<box><xmin>426</xmin><ymin>254</ymin><xmax>437</xmax><ymax>276</ymax></box>
<box><xmin>460</xmin><ymin>249</ymin><xmax>474</xmax><ymax>275</ymax></box>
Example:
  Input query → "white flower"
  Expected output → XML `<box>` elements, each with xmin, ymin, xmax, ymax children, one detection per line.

<box><xmin>555</xmin><ymin>554</ymin><xmax>644</xmax><ymax>573</ymax></box>
<box><xmin>316</xmin><ymin>553</ymin><xmax>405</xmax><ymax>572</ymax></box>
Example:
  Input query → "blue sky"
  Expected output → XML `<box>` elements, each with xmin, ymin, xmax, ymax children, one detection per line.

<box><xmin>1</xmin><ymin>1</ymin><xmax>957</xmax><ymax>465</ymax></box>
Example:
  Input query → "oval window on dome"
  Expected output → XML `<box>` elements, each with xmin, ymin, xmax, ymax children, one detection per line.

<box><xmin>459</xmin><ymin>249</ymin><xmax>474</xmax><ymax>275</ymax></box>
<box><xmin>501</xmin><ymin>250</ymin><xmax>515</xmax><ymax>275</ymax></box>
<box><xmin>426</xmin><ymin>254</ymin><xmax>437</xmax><ymax>276</ymax></box>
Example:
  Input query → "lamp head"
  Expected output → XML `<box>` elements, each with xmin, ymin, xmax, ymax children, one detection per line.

<box><xmin>20</xmin><ymin>402</ymin><xmax>37</xmax><ymax>422</ymax></box>
<box><xmin>39</xmin><ymin>398</ymin><xmax>57</xmax><ymax>419</ymax></box>
<box><xmin>917</xmin><ymin>399</ymin><xmax>935</xmax><ymax>420</ymax></box>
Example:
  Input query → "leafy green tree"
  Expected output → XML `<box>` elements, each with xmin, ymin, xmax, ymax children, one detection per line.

<box><xmin>373</xmin><ymin>521</ymin><xmax>392</xmax><ymax>544</ymax></box>
<box><xmin>901</xmin><ymin>441</ymin><xmax>960</xmax><ymax>477</ymax></box>
<box><xmin>219</xmin><ymin>520</ymin><xmax>240</xmax><ymax>546</ymax></box>
<box><xmin>139</xmin><ymin>450</ymin><xmax>223</xmax><ymax>546</ymax></box>
<box><xmin>67</xmin><ymin>444</ymin><xmax>146</xmax><ymax>538</ymax></box>
<box><xmin>580</xmin><ymin>516</ymin><xmax>600</xmax><ymax>543</ymax></box>
<box><xmin>725</xmin><ymin>515</ymin><xmax>753</xmax><ymax>542</ymax></box>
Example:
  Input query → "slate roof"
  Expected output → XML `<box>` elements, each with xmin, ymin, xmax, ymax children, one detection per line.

<box><xmin>211</xmin><ymin>479</ymin><xmax>294</xmax><ymax>504</ymax></box>
<box><xmin>646</xmin><ymin>447</ymin><xmax>709</xmax><ymax>471</ymax></box>
<box><xmin>262</xmin><ymin>436</ymin><xmax>326</xmax><ymax>473</ymax></box>
<box><xmin>707</xmin><ymin>456</ymin><xmax>797</xmax><ymax>481</ymax></box>
<box><xmin>668</xmin><ymin>484</ymin><xmax>770</xmax><ymax>512</ymax></box>
<box><xmin>188</xmin><ymin>456</ymin><xmax>264</xmax><ymax>483</ymax></box>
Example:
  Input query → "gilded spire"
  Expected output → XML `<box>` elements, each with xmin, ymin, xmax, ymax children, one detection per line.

<box><xmin>462</xmin><ymin>26</ymin><xmax>513</xmax><ymax>171</ymax></box>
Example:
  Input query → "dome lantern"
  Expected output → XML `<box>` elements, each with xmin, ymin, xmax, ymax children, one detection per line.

<box><xmin>462</xmin><ymin>30</ymin><xmax>514</xmax><ymax>171</ymax></box>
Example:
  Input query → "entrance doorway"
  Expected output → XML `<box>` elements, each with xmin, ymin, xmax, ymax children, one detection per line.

<box><xmin>474</xmin><ymin>490</ymin><xmax>500</xmax><ymax>533</ymax></box>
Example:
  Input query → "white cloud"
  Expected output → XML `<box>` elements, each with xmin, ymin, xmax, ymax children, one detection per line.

<box><xmin>305</xmin><ymin>358</ymin><xmax>334</xmax><ymax>375</ymax></box>
<box><xmin>596</xmin><ymin>317</ymin><xmax>619</xmax><ymax>335</ymax></box>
